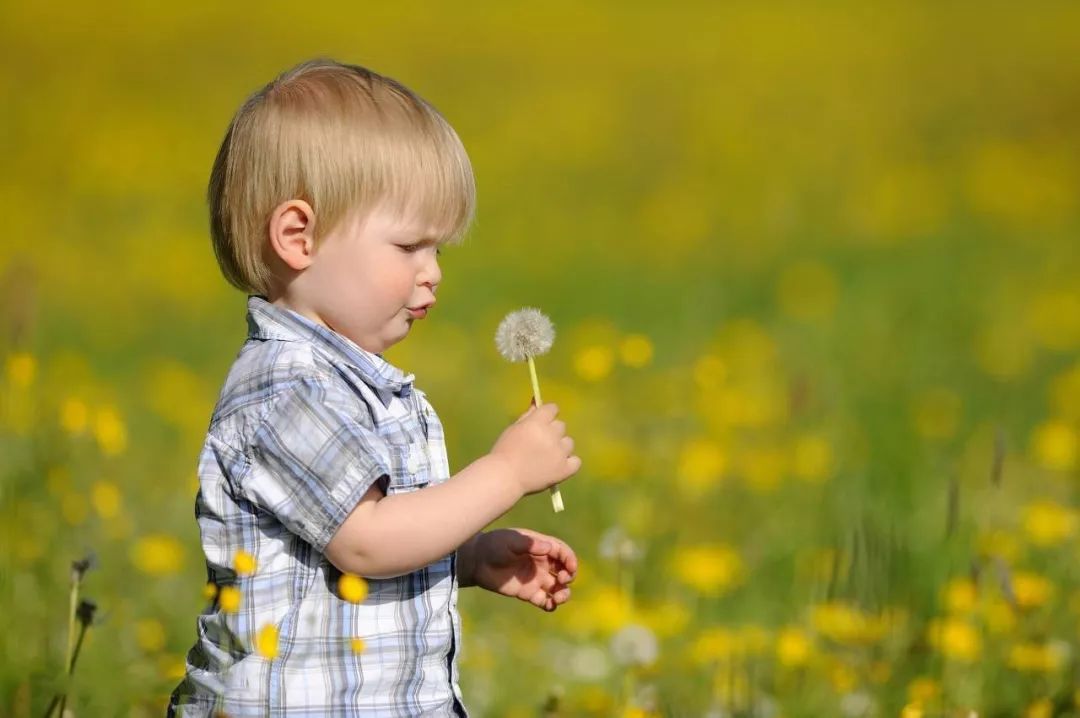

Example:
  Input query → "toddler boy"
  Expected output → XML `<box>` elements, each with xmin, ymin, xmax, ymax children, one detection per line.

<box><xmin>168</xmin><ymin>58</ymin><xmax>580</xmax><ymax>717</ymax></box>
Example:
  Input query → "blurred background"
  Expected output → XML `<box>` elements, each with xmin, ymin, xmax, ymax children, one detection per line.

<box><xmin>2</xmin><ymin>2</ymin><xmax>1079</xmax><ymax>716</ymax></box>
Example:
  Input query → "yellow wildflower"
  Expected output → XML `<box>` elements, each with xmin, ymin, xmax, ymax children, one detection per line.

<box><xmin>692</xmin><ymin>355</ymin><xmax>727</xmax><ymax>390</ymax></box>
<box><xmin>927</xmin><ymin>617</ymin><xmax>981</xmax><ymax>662</ymax></box>
<box><xmin>1012</xmin><ymin>571</ymin><xmax>1054</xmax><ymax>609</ymax></box>
<box><xmin>573</xmin><ymin>345</ymin><xmax>614</xmax><ymax>382</ymax></box>
<box><xmin>1025</xmin><ymin>698</ymin><xmax>1053</xmax><ymax>718</ymax></box>
<box><xmin>234</xmin><ymin>551</ymin><xmax>258</xmax><ymax>576</ymax></box>
<box><xmin>1031</xmin><ymin>420</ymin><xmax>1077</xmax><ymax>472</ymax></box>
<box><xmin>1022</xmin><ymin>499</ymin><xmax>1077</xmax><ymax>546</ymax></box>
<box><xmin>775</xmin><ymin>626</ymin><xmax>812</xmax><ymax>667</ymax></box>
<box><xmin>338</xmin><ymin>573</ymin><xmax>369</xmax><ymax>604</ymax></box>
<box><xmin>827</xmin><ymin>660</ymin><xmax>858</xmax><ymax>693</ymax></box>
<box><xmin>6</xmin><ymin>352</ymin><xmax>36</xmax><ymax>388</ymax></box>
<box><xmin>59</xmin><ymin>397</ymin><xmax>89</xmax><ymax>434</ymax></box>
<box><xmin>90</xmin><ymin>481</ymin><xmax>122</xmax><ymax>519</ymax></box>
<box><xmin>218</xmin><ymin>586</ymin><xmax>242</xmax><ymax>613</ymax></box>
<box><xmin>906</xmin><ymin>676</ymin><xmax>940</xmax><ymax>704</ymax></box>
<box><xmin>93</xmin><ymin>405</ymin><xmax>128</xmax><ymax>456</ymax></box>
<box><xmin>811</xmin><ymin>602</ymin><xmax>891</xmax><ymax>645</ymax></box>
<box><xmin>350</xmin><ymin>637</ymin><xmax>366</xmax><ymax>654</ymax></box>
<box><xmin>941</xmin><ymin>577</ymin><xmax>978</xmax><ymax>614</ymax></box>
<box><xmin>1008</xmin><ymin>641</ymin><xmax>1066</xmax><ymax>673</ymax></box>
<box><xmin>676</xmin><ymin>439</ymin><xmax>726</xmax><ymax>496</ymax></box>
<box><xmin>136</xmin><ymin>619</ymin><xmax>166</xmax><ymax>653</ymax></box>
<box><xmin>901</xmin><ymin>705</ymin><xmax>924</xmax><ymax>718</ymax></box>
<box><xmin>130</xmin><ymin>534</ymin><xmax>185</xmax><ymax>576</ymax></box>
<box><xmin>690</xmin><ymin>627</ymin><xmax>735</xmax><ymax>665</ymax></box>
<box><xmin>619</xmin><ymin>334</ymin><xmax>654</xmax><ymax>368</ymax></box>
<box><xmin>669</xmin><ymin>544</ymin><xmax>744</xmax><ymax>596</ymax></box>
<box><xmin>202</xmin><ymin>582</ymin><xmax>218</xmax><ymax>601</ymax></box>
<box><xmin>255</xmin><ymin>624</ymin><xmax>279</xmax><ymax>659</ymax></box>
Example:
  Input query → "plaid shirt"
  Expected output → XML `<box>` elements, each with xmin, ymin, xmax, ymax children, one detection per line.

<box><xmin>169</xmin><ymin>296</ymin><xmax>467</xmax><ymax>717</ymax></box>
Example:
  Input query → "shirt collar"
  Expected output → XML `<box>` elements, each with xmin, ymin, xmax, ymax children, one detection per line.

<box><xmin>245</xmin><ymin>295</ymin><xmax>415</xmax><ymax>403</ymax></box>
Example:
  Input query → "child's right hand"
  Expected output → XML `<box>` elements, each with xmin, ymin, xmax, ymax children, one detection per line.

<box><xmin>490</xmin><ymin>402</ymin><xmax>581</xmax><ymax>496</ymax></box>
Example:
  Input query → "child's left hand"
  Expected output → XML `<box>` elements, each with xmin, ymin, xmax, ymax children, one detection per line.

<box><xmin>469</xmin><ymin>528</ymin><xmax>577</xmax><ymax>612</ymax></box>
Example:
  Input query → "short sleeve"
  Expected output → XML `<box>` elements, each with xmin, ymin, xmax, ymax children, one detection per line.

<box><xmin>242</xmin><ymin>374</ymin><xmax>390</xmax><ymax>551</ymax></box>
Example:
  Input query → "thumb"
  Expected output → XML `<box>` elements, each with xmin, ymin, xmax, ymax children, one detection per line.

<box><xmin>516</xmin><ymin>401</ymin><xmax>538</xmax><ymax>422</ymax></box>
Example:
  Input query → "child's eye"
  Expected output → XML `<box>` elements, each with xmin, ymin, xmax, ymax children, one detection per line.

<box><xmin>397</xmin><ymin>244</ymin><xmax>421</xmax><ymax>253</ymax></box>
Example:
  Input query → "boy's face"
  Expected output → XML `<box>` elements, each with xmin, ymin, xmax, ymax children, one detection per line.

<box><xmin>289</xmin><ymin>205</ymin><xmax>443</xmax><ymax>354</ymax></box>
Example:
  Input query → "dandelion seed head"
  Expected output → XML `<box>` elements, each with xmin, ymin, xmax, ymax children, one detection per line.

<box><xmin>495</xmin><ymin>308</ymin><xmax>555</xmax><ymax>363</ymax></box>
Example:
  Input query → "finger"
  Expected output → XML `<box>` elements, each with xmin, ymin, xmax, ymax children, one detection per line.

<box><xmin>552</xmin><ymin>587</ymin><xmax>571</xmax><ymax>605</ymax></box>
<box><xmin>539</xmin><ymin>402</ymin><xmax>559</xmax><ymax>419</ymax></box>
<box><xmin>566</xmin><ymin>455</ymin><xmax>582</xmax><ymax>475</ymax></box>
<box><xmin>552</xmin><ymin>420</ymin><xmax>566</xmax><ymax>437</ymax></box>
<box><xmin>529</xmin><ymin>589</ymin><xmax>549</xmax><ymax>609</ymax></box>
<box><xmin>515</xmin><ymin>404</ymin><xmax>538</xmax><ymax>423</ymax></box>
<box><xmin>560</xmin><ymin>436</ymin><xmax>575</xmax><ymax>456</ymax></box>
<box><xmin>507</xmin><ymin>531</ymin><xmax>538</xmax><ymax>555</ymax></box>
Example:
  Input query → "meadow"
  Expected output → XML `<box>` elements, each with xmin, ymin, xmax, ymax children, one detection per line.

<box><xmin>2</xmin><ymin>2</ymin><xmax>1079</xmax><ymax>716</ymax></box>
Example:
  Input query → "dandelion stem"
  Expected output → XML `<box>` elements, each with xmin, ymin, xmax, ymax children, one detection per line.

<box><xmin>527</xmin><ymin>355</ymin><xmax>564</xmax><ymax>513</ymax></box>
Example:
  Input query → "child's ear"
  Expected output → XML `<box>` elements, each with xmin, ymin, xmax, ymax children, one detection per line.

<box><xmin>268</xmin><ymin>199</ymin><xmax>316</xmax><ymax>271</ymax></box>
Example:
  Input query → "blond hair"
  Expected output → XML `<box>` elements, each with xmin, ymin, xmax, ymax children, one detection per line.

<box><xmin>208</xmin><ymin>58</ymin><xmax>476</xmax><ymax>295</ymax></box>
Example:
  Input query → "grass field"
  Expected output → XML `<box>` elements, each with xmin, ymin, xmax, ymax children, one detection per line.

<box><xmin>2</xmin><ymin>3</ymin><xmax>1079</xmax><ymax>716</ymax></box>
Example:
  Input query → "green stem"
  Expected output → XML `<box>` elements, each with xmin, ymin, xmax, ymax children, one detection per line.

<box><xmin>527</xmin><ymin>355</ymin><xmax>565</xmax><ymax>513</ymax></box>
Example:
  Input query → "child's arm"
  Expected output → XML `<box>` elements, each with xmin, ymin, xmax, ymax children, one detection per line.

<box><xmin>324</xmin><ymin>403</ymin><xmax>579</xmax><ymax>579</ymax></box>
<box><xmin>458</xmin><ymin>528</ymin><xmax>577</xmax><ymax>612</ymax></box>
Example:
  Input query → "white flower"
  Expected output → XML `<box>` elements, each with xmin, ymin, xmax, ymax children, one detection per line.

<box><xmin>495</xmin><ymin>308</ymin><xmax>555</xmax><ymax>362</ymax></box>
<box><xmin>568</xmin><ymin>645</ymin><xmax>610</xmax><ymax>681</ymax></box>
<box><xmin>598</xmin><ymin>526</ymin><xmax>642</xmax><ymax>563</ymax></box>
<box><xmin>610</xmin><ymin>624</ymin><xmax>659</xmax><ymax>667</ymax></box>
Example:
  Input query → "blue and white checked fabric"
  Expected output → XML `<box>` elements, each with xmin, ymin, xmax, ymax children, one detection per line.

<box><xmin>169</xmin><ymin>296</ymin><xmax>467</xmax><ymax>717</ymax></box>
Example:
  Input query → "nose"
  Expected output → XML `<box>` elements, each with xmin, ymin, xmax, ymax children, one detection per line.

<box><xmin>419</xmin><ymin>251</ymin><xmax>442</xmax><ymax>293</ymax></box>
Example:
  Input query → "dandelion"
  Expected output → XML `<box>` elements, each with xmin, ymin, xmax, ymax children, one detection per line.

<box><xmin>942</xmin><ymin>577</ymin><xmax>978</xmax><ymax>614</ymax></box>
<box><xmin>350</xmin><ymin>637</ymin><xmax>366</xmax><ymax>654</ymax></box>
<box><xmin>233</xmin><ymin>551</ymin><xmax>258</xmax><ymax>576</ymax></box>
<box><xmin>255</xmin><ymin>624</ymin><xmax>279</xmax><ymax>659</ymax></box>
<box><xmin>574</xmin><ymin>345</ymin><xmax>614</xmax><ymax>382</ymax></box>
<box><xmin>669</xmin><ymin>544</ymin><xmax>744</xmax><ymax>596</ymax></box>
<box><xmin>618</xmin><ymin>334</ymin><xmax>654</xmax><ymax>368</ymax></box>
<box><xmin>1012</xmin><ymin>571</ymin><xmax>1054</xmax><ymax>609</ymax></box>
<box><xmin>1022</xmin><ymin>499</ymin><xmax>1077</xmax><ymax>546</ymax></box>
<box><xmin>90</xmin><ymin>481</ymin><xmax>121</xmax><ymax>519</ymax></box>
<box><xmin>338</xmin><ymin>573</ymin><xmax>369</xmax><ymax>604</ymax></box>
<box><xmin>59</xmin><ymin>397</ymin><xmax>89</xmax><ymax>435</ymax></box>
<box><xmin>1030</xmin><ymin>420</ymin><xmax>1077</xmax><ymax>472</ymax></box>
<box><xmin>93</xmin><ymin>404</ymin><xmax>128</xmax><ymax>456</ymax></box>
<box><xmin>202</xmin><ymin>582</ymin><xmax>218</xmax><ymax>602</ymax></box>
<box><xmin>130</xmin><ymin>534</ymin><xmax>185</xmax><ymax>576</ymax></box>
<box><xmin>495</xmin><ymin>308</ymin><xmax>564</xmax><ymax>512</ymax></box>
<box><xmin>906</xmin><ymin>676</ymin><xmax>940</xmax><ymax>704</ymax></box>
<box><xmin>609</xmin><ymin>624</ymin><xmax>658</xmax><ymax>667</ymax></box>
<box><xmin>136</xmin><ymin>619</ymin><xmax>167</xmax><ymax>653</ymax></box>
<box><xmin>775</xmin><ymin>626</ymin><xmax>812</xmax><ymax>667</ymax></box>
<box><xmin>5</xmin><ymin>352</ymin><xmax>36</xmax><ymax>387</ymax></box>
<box><xmin>927</xmin><ymin>617</ymin><xmax>982</xmax><ymax>662</ymax></box>
<box><xmin>218</xmin><ymin>586</ymin><xmax>241</xmax><ymax>613</ymax></box>
<box><xmin>676</xmin><ymin>439</ymin><xmax>726</xmax><ymax>496</ymax></box>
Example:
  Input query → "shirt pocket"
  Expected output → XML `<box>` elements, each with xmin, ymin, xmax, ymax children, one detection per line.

<box><xmin>385</xmin><ymin>438</ymin><xmax>432</xmax><ymax>494</ymax></box>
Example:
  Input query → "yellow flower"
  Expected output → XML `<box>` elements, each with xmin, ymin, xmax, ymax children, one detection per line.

<box><xmin>927</xmin><ymin>617</ymin><xmax>981</xmax><ymax>662</ymax></box>
<box><xmin>350</xmin><ymin>637</ymin><xmax>366</xmax><ymax>654</ymax></box>
<box><xmin>982</xmin><ymin>597</ymin><xmax>1017</xmax><ymax>634</ymax></box>
<box><xmin>906</xmin><ymin>676</ymin><xmax>940</xmax><ymax>703</ymax></box>
<box><xmin>901</xmin><ymin>705</ymin><xmax>924</xmax><ymax>718</ymax></box>
<box><xmin>1013</xmin><ymin>571</ymin><xmax>1054</xmax><ymax>609</ymax></box>
<box><xmin>911</xmin><ymin>388</ymin><xmax>962</xmax><ymax>440</ymax></box>
<box><xmin>676</xmin><ymin>439</ymin><xmax>726</xmax><ymax>496</ymax></box>
<box><xmin>256</xmin><ymin>624</ymin><xmax>279</xmax><ymax>659</ymax></box>
<box><xmin>640</xmin><ymin>600</ymin><xmax>690</xmax><ymax>638</ymax></box>
<box><xmin>234</xmin><ymin>551</ymin><xmax>258</xmax><ymax>576</ymax></box>
<box><xmin>573</xmin><ymin>345</ymin><xmax>615</xmax><ymax>382</ymax></box>
<box><xmin>218</xmin><ymin>586</ymin><xmax>241</xmax><ymax>613</ymax></box>
<box><xmin>159</xmin><ymin>655</ymin><xmax>188</xmax><ymax>681</ymax></box>
<box><xmin>1022</xmin><ymin>500</ymin><xmax>1077</xmax><ymax>546</ymax></box>
<box><xmin>136</xmin><ymin>619</ymin><xmax>166</xmax><ymax>653</ymax></box>
<box><xmin>670</xmin><ymin>544</ymin><xmax>744</xmax><ymax>596</ymax></box>
<box><xmin>827</xmin><ymin>660</ymin><xmax>857</xmax><ymax>693</ymax></box>
<box><xmin>810</xmin><ymin>602</ymin><xmax>893</xmax><ymax>645</ymax></box>
<box><xmin>59</xmin><ymin>397</ymin><xmax>89</xmax><ymax>435</ymax></box>
<box><xmin>93</xmin><ymin>405</ymin><xmax>128</xmax><ymax>456</ymax></box>
<box><xmin>942</xmin><ymin>578</ymin><xmax>978</xmax><ymax>614</ymax></box>
<box><xmin>1025</xmin><ymin>698</ymin><xmax>1053</xmax><ymax>718</ymax></box>
<box><xmin>1008</xmin><ymin>641</ymin><xmax>1066</xmax><ymax>673</ymax></box>
<box><xmin>619</xmin><ymin>334</ymin><xmax>654</xmax><ymax>368</ymax></box>
<box><xmin>338</xmin><ymin>573</ymin><xmax>369</xmax><ymax>603</ymax></box>
<box><xmin>202</xmin><ymin>582</ymin><xmax>218</xmax><ymax>601</ymax></box>
<box><xmin>1027</xmin><ymin>289</ymin><xmax>1080</xmax><ymax>352</ymax></box>
<box><xmin>737</xmin><ymin>444</ymin><xmax>786</xmax><ymax>493</ymax></box>
<box><xmin>130</xmin><ymin>534</ymin><xmax>185</xmax><ymax>576</ymax></box>
<box><xmin>6</xmin><ymin>352</ymin><xmax>36</xmax><ymax>388</ymax></box>
<box><xmin>90</xmin><ymin>481</ymin><xmax>122</xmax><ymax>519</ymax></box>
<box><xmin>775</xmin><ymin>626</ymin><xmax>812</xmax><ymax>668</ymax></box>
<box><xmin>1031</xmin><ymin>420</ymin><xmax>1077</xmax><ymax>472</ymax></box>
<box><xmin>791</xmin><ymin>433</ymin><xmax>834</xmax><ymax>483</ymax></box>
<box><xmin>690</xmin><ymin>626</ymin><xmax>735</xmax><ymax>665</ymax></box>
<box><xmin>692</xmin><ymin>355</ymin><xmax>727</xmax><ymax>390</ymax></box>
